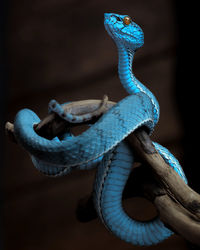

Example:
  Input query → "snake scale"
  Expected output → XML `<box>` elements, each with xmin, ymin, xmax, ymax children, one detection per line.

<box><xmin>13</xmin><ymin>13</ymin><xmax>187</xmax><ymax>246</ymax></box>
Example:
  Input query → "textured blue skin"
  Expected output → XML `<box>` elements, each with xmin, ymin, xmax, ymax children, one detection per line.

<box><xmin>13</xmin><ymin>13</ymin><xmax>187</xmax><ymax>245</ymax></box>
<box><xmin>94</xmin><ymin>142</ymin><xmax>183</xmax><ymax>245</ymax></box>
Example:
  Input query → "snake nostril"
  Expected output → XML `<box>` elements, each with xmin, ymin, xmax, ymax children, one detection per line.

<box><xmin>116</xmin><ymin>16</ymin><xmax>121</xmax><ymax>22</ymax></box>
<box><xmin>110</xmin><ymin>15</ymin><xmax>121</xmax><ymax>22</ymax></box>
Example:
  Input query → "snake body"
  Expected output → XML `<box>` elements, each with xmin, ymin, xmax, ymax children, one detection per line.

<box><xmin>13</xmin><ymin>13</ymin><xmax>187</xmax><ymax>246</ymax></box>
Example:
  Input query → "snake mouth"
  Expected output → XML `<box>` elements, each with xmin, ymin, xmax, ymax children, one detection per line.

<box><xmin>104</xmin><ymin>20</ymin><xmax>137</xmax><ymax>45</ymax></box>
<box><xmin>104</xmin><ymin>13</ymin><xmax>144</xmax><ymax>49</ymax></box>
<box><xmin>104</xmin><ymin>21</ymin><xmax>114</xmax><ymax>37</ymax></box>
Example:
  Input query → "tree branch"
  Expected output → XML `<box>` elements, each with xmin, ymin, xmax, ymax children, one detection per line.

<box><xmin>5</xmin><ymin>98</ymin><xmax>200</xmax><ymax>246</ymax></box>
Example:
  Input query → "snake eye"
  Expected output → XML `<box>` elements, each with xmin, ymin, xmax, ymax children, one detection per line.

<box><xmin>123</xmin><ymin>16</ymin><xmax>131</xmax><ymax>25</ymax></box>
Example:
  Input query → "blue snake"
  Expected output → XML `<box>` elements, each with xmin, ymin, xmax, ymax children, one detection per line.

<box><xmin>13</xmin><ymin>13</ymin><xmax>187</xmax><ymax>246</ymax></box>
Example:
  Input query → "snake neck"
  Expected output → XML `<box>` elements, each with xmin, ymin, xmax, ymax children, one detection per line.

<box><xmin>117</xmin><ymin>45</ymin><xmax>160</xmax><ymax>122</ymax></box>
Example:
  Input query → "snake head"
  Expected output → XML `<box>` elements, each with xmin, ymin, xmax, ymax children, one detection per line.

<box><xmin>104</xmin><ymin>13</ymin><xmax>144</xmax><ymax>51</ymax></box>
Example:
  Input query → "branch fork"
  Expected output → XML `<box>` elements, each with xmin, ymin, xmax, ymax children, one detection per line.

<box><xmin>5</xmin><ymin>96</ymin><xmax>200</xmax><ymax>246</ymax></box>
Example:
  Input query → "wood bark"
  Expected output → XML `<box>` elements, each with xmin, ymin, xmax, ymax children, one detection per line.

<box><xmin>5</xmin><ymin>98</ymin><xmax>200</xmax><ymax>246</ymax></box>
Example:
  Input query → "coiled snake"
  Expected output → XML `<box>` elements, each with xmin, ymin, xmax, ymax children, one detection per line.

<box><xmin>13</xmin><ymin>13</ymin><xmax>187</xmax><ymax>246</ymax></box>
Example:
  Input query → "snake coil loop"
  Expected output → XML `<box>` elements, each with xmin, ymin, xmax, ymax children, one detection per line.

<box><xmin>13</xmin><ymin>13</ymin><xmax>187</xmax><ymax>246</ymax></box>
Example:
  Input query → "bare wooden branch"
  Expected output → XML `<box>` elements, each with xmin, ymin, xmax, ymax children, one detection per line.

<box><xmin>76</xmin><ymin>166</ymin><xmax>200</xmax><ymax>245</ymax></box>
<box><xmin>5</xmin><ymin>121</ymin><xmax>17</xmax><ymax>143</ymax></box>
<box><xmin>127</xmin><ymin>128</ymin><xmax>200</xmax><ymax>221</ymax></box>
<box><xmin>35</xmin><ymin>99</ymin><xmax>116</xmax><ymax>139</ymax></box>
<box><xmin>155</xmin><ymin>195</ymin><xmax>200</xmax><ymax>245</ymax></box>
<box><xmin>5</xmin><ymin>98</ymin><xmax>200</xmax><ymax>246</ymax></box>
<box><xmin>5</xmin><ymin>99</ymin><xmax>115</xmax><ymax>140</ymax></box>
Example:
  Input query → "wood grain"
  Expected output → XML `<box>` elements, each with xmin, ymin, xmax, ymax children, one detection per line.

<box><xmin>6</xmin><ymin>99</ymin><xmax>200</xmax><ymax>246</ymax></box>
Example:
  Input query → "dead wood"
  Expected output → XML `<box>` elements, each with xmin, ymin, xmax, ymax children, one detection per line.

<box><xmin>5</xmin><ymin>98</ymin><xmax>200</xmax><ymax>246</ymax></box>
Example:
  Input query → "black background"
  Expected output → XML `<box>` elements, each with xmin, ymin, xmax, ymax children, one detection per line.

<box><xmin>1</xmin><ymin>1</ymin><xmax>199</xmax><ymax>249</ymax></box>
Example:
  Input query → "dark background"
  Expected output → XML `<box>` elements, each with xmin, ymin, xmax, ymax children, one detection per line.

<box><xmin>1</xmin><ymin>0</ymin><xmax>199</xmax><ymax>249</ymax></box>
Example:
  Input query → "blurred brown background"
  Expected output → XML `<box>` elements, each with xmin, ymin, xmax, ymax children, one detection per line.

<box><xmin>1</xmin><ymin>0</ymin><xmax>199</xmax><ymax>249</ymax></box>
